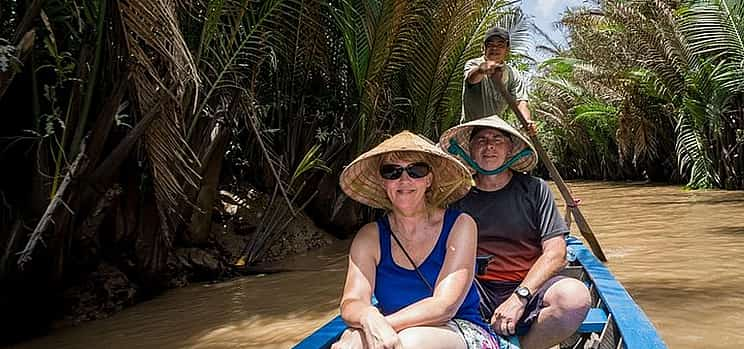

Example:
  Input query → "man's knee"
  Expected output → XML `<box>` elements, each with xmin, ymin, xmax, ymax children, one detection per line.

<box><xmin>545</xmin><ymin>278</ymin><xmax>591</xmax><ymax>318</ymax></box>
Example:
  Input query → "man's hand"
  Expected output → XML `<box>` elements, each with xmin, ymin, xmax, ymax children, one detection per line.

<box><xmin>478</xmin><ymin>60</ymin><xmax>503</xmax><ymax>76</ymax></box>
<box><xmin>524</xmin><ymin>119</ymin><xmax>537</xmax><ymax>136</ymax></box>
<box><xmin>360</xmin><ymin>307</ymin><xmax>402</xmax><ymax>349</ymax></box>
<box><xmin>491</xmin><ymin>294</ymin><xmax>528</xmax><ymax>336</ymax></box>
<box><xmin>515</xmin><ymin>100</ymin><xmax>536</xmax><ymax>137</ymax></box>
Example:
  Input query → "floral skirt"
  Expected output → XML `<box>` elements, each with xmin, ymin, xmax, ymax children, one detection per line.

<box><xmin>447</xmin><ymin>318</ymin><xmax>520</xmax><ymax>349</ymax></box>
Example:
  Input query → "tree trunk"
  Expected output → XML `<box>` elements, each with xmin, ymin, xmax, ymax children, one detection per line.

<box><xmin>187</xmin><ymin>124</ymin><xmax>230</xmax><ymax>244</ymax></box>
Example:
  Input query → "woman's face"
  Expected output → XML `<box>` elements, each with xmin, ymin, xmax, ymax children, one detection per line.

<box><xmin>380</xmin><ymin>159</ymin><xmax>432</xmax><ymax>211</ymax></box>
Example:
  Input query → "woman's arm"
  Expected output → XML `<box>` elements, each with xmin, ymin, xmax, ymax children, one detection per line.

<box><xmin>385</xmin><ymin>214</ymin><xmax>478</xmax><ymax>331</ymax></box>
<box><xmin>339</xmin><ymin>223</ymin><xmax>403</xmax><ymax>349</ymax></box>
<box><xmin>339</xmin><ymin>222</ymin><xmax>380</xmax><ymax>327</ymax></box>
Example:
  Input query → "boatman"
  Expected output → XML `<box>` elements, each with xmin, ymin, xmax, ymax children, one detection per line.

<box><xmin>462</xmin><ymin>26</ymin><xmax>535</xmax><ymax>135</ymax></box>
<box><xmin>441</xmin><ymin>116</ymin><xmax>591</xmax><ymax>349</ymax></box>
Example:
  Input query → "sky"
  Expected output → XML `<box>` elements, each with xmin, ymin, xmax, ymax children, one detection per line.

<box><xmin>520</xmin><ymin>0</ymin><xmax>587</xmax><ymax>60</ymax></box>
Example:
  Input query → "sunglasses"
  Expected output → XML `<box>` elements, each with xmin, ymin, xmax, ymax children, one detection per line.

<box><xmin>379</xmin><ymin>162</ymin><xmax>431</xmax><ymax>180</ymax></box>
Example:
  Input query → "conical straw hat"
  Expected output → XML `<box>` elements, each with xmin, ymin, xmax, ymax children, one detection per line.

<box><xmin>439</xmin><ymin>115</ymin><xmax>538</xmax><ymax>172</ymax></box>
<box><xmin>340</xmin><ymin>131</ymin><xmax>473</xmax><ymax>209</ymax></box>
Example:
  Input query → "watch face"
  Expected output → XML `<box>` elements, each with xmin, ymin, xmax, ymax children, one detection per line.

<box><xmin>517</xmin><ymin>287</ymin><xmax>530</xmax><ymax>297</ymax></box>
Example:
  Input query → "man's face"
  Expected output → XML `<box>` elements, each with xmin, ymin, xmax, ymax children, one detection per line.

<box><xmin>484</xmin><ymin>39</ymin><xmax>509</xmax><ymax>62</ymax></box>
<box><xmin>470</xmin><ymin>128</ymin><xmax>513</xmax><ymax>171</ymax></box>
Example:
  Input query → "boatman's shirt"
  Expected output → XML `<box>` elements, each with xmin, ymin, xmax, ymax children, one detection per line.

<box><xmin>451</xmin><ymin>173</ymin><xmax>568</xmax><ymax>282</ymax></box>
<box><xmin>462</xmin><ymin>57</ymin><xmax>529</xmax><ymax>122</ymax></box>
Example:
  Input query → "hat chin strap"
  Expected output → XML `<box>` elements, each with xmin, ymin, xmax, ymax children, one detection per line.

<box><xmin>447</xmin><ymin>138</ymin><xmax>533</xmax><ymax>175</ymax></box>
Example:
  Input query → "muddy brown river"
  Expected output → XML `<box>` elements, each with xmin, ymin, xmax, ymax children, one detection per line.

<box><xmin>11</xmin><ymin>182</ymin><xmax>744</xmax><ymax>349</ymax></box>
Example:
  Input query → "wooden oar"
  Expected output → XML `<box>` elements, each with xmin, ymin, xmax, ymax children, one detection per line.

<box><xmin>493</xmin><ymin>76</ymin><xmax>608</xmax><ymax>262</ymax></box>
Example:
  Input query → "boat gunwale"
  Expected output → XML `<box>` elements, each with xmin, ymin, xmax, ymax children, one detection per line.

<box><xmin>566</xmin><ymin>236</ymin><xmax>667</xmax><ymax>349</ymax></box>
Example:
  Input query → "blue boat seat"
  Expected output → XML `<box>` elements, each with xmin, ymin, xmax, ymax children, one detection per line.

<box><xmin>578</xmin><ymin>308</ymin><xmax>608</xmax><ymax>333</ymax></box>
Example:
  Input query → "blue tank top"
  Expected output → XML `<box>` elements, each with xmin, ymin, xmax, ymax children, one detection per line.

<box><xmin>374</xmin><ymin>208</ymin><xmax>488</xmax><ymax>330</ymax></box>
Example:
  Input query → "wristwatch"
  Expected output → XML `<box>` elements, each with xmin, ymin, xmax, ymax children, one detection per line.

<box><xmin>514</xmin><ymin>286</ymin><xmax>532</xmax><ymax>301</ymax></box>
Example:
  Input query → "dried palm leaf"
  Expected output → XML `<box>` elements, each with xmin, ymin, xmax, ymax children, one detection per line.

<box><xmin>118</xmin><ymin>0</ymin><xmax>202</xmax><ymax>228</ymax></box>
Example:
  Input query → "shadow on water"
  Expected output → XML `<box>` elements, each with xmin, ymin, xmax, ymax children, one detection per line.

<box><xmin>707</xmin><ymin>226</ymin><xmax>744</xmax><ymax>235</ymax></box>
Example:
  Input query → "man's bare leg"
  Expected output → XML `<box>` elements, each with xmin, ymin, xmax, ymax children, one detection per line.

<box><xmin>519</xmin><ymin>278</ymin><xmax>591</xmax><ymax>349</ymax></box>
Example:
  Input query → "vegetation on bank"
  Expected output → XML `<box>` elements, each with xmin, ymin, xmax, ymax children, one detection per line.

<box><xmin>0</xmin><ymin>0</ymin><xmax>741</xmax><ymax>344</ymax></box>
<box><xmin>533</xmin><ymin>0</ymin><xmax>744</xmax><ymax>188</ymax></box>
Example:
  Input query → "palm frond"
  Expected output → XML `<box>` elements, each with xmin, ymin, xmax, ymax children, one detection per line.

<box><xmin>119</xmin><ymin>0</ymin><xmax>202</xmax><ymax>226</ymax></box>
<box><xmin>333</xmin><ymin>0</ymin><xmax>426</xmax><ymax>151</ymax></box>
<box><xmin>191</xmin><ymin>0</ymin><xmax>310</xmax><ymax>136</ymax></box>
<box><xmin>676</xmin><ymin>112</ymin><xmax>718</xmax><ymax>188</ymax></box>
<box><xmin>493</xmin><ymin>6</ymin><xmax>532</xmax><ymax>57</ymax></box>
<box><xmin>680</xmin><ymin>0</ymin><xmax>744</xmax><ymax>91</ymax></box>
<box><xmin>532</xmin><ymin>23</ymin><xmax>565</xmax><ymax>55</ymax></box>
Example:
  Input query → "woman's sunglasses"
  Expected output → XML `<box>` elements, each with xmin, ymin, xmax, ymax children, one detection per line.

<box><xmin>379</xmin><ymin>162</ymin><xmax>431</xmax><ymax>180</ymax></box>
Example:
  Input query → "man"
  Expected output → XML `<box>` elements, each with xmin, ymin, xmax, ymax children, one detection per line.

<box><xmin>462</xmin><ymin>26</ymin><xmax>534</xmax><ymax>133</ymax></box>
<box><xmin>440</xmin><ymin>116</ymin><xmax>590</xmax><ymax>349</ymax></box>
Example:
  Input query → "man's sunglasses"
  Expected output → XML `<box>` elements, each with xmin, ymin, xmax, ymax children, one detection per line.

<box><xmin>379</xmin><ymin>162</ymin><xmax>431</xmax><ymax>180</ymax></box>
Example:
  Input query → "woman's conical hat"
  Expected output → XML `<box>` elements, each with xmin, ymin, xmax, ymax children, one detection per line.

<box><xmin>340</xmin><ymin>131</ymin><xmax>473</xmax><ymax>209</ymax></box>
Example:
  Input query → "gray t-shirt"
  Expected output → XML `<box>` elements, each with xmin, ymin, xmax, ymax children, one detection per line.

<box><xmin>462</xmin><ymin>57</ymin><xmax>529</xmax><ymax>122</ymax></box>
<box><xmin>451</xmin><ymin>173</ymin><xmax>568</xmax><ymax>281</ymax></box>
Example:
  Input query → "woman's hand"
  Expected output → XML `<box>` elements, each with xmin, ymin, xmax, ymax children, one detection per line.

<box><xmin>360</xmin><ymin>307</ymin><xmax>402</xmax><ymax>349</ymax></box>
<box><xmin>490</xmin><ymin>294</ymin><xmax>527</xmax><ymax>336</ymax></box>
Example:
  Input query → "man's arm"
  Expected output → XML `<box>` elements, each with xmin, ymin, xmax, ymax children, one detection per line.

<box><xmin>517</xmin><ymin>100</ymin><xmax>536</xmax><ymax>135</ymax></box>
<box><xmin>466</xmin><ymin>65</ymin><xmax>486</xmax><ymax>85</ymax></box>
<box><xmin>490</xmin><ymin>235</ymin><xmax>567</xmax><ymax>336</ymax></box>
<box><xmin>466</xmin><ymin>60</ymin><xmax>502</xmax><ymax>85</ymax></box>
<box><xmin>521</xmin><ymin>177</ymin><xmax>571</xmax><ymax>292</ymax></box>
<box><xmin>510</xmin><ymin>68</ymin><xmax>536</xmax><ymax>135</ymax></box>
<box><xmin>518</xmin><ymin>235</ymin><xmax>566</xmax><ymax>293</ymax></box>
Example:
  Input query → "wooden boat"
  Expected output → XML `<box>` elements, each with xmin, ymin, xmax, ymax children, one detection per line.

<box><xmin>294</xmin><ymin>236</ymin><xmax>667</xmax><ymax>349</ymax></box>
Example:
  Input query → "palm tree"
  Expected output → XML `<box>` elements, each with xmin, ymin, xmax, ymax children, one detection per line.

<box><xmin>537</xmin><ymin>0</ymin><xmax>744</xmax><ymax>188</ymax></box>
<box><xmin>532</xmin><ymin>57</ymin><xmax>625</xmax><ymax>179</ymax></box>
<box><xmin>679</xmin><ymin>0</ymin><xmax>744</xmax><ymax>188</ymax></box>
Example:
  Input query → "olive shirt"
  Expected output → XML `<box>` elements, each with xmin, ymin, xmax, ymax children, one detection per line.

<box><xmin>461</xmin><ymin>57</ymin><xmax>529</xmax><ymax>122</ymax></box>
<box><xmin>451</xmin><ymin>173</ymin><xmax>568</xmax><ymax>282</ymax></box>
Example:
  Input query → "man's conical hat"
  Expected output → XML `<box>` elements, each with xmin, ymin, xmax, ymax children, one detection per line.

<box><xmin>439</xmin><ymin>115</ymin><xmax>538</xmax><ymax>172</ymax></box>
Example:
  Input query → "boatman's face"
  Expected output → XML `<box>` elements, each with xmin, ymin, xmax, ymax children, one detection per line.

<box><xmin>484</xmin><ymin>39</ymin><xmax>509</xmax><ymax>63</ymax></box>
<box><xmin>470</xmin><ymin>128</ymin><xmax>513</xmax><ymax>171</ymax></box>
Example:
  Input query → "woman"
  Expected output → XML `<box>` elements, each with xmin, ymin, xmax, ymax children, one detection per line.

<box><xmin>334</xmin><ymin>131</ymin><xmax>502</xmax><ymax>349</ymax></box>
